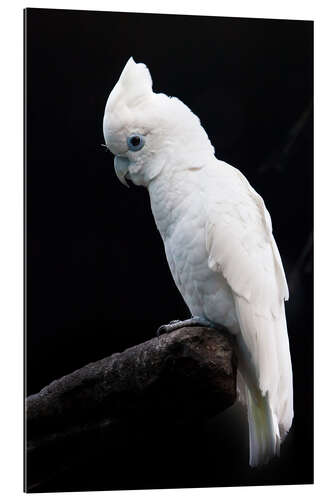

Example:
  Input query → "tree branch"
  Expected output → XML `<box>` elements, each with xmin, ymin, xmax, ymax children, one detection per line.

<box><xmin>25</xmin><ymin>326</ymin><xmax>237</xmax><ymax>491</ymax></box>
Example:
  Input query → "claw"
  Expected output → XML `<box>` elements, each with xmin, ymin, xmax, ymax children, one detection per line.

<box><xmin>156</xmin><ymin>316</ymin><xmax>221</xmax><ymax>336</ymax></box>
<box><xmin>156</xmin><ymin>325</ymin><xmax>166</xmax><ymax>337</ymax></box>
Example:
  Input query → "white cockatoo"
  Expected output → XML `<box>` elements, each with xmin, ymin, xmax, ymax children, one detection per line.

<box><xmin>103</xmin><ymin>58</ymin><xmax>293</xmax><ymax>467</ymax></box>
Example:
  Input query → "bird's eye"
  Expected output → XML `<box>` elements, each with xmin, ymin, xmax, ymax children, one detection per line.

<box><xmin>127</xmin><ymin>134</ymin><xmax>145</xmax><ymax>152</ymax></box>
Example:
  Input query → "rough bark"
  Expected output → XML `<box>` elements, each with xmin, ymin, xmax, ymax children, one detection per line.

<box><xmin>25</xmin><ymin>326</ymin><xmax>237</xmax><ymax>491</ymax></box>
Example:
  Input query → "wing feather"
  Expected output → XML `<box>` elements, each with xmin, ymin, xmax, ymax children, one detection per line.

<box><xmin>205</xmin><ymin>162</ymin><xmax>293</xmax><ymax>437</ymax></box>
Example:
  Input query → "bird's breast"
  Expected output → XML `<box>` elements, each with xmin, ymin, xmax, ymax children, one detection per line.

<box><xmin>148</xmin><ymin>173</ymin><xmax>238</xmax><ymax>332</ymax></box>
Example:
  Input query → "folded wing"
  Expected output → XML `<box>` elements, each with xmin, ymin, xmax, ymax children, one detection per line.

<box><xmin>205</xmin><ymin>163</ymin><xmax>293</xmax><ymax>454</ymax></box>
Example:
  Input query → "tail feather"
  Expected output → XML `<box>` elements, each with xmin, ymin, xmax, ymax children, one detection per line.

<box><xmin>234</xmin><ymin>295</ymin><xmax>293</xmax><ymax>466</ymax></box>
<box><xmin>246</xmin><ymin>388</ymin><xmax>280</xmax><ymax>467</ymax></box>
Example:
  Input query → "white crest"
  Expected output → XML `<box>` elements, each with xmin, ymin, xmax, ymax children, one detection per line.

<box><xmin>105</xmin><ymin>57</ymin><xmax>153</xmax><ymax>113</ymax></box>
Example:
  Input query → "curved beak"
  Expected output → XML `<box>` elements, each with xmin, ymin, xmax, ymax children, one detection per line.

<box><xmin>114</xmin><ymin>155</ymin><xmax>130</xmax><ymax>188</ymax></box>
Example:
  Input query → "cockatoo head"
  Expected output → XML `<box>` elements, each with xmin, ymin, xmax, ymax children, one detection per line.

<box><xmin>103</xmin><ymin>57</ymin><xmax>214</xmax><ymax>187</ymax></box>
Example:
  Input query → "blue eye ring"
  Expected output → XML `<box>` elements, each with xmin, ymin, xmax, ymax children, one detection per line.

<box><xmin>127</xmin><ymin>134</ymin><xmax>145</xmax><ymax>152</ymax></box>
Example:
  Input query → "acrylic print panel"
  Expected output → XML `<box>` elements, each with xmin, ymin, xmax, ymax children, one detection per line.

<box><xmin>24</xmin><ymin>8</ymin><xmax>313</xmax><ymax>492</ymax></box>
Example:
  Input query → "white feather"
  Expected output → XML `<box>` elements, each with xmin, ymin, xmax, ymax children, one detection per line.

<box><xmin>103</xmin><ymin>58</ymin><xmax>294</xmax><ymax>466</ymax></box>
<box><xmin>204</xmin><ymin>161</ymin><xmax>293</xmax><ymax>460</ymax></box>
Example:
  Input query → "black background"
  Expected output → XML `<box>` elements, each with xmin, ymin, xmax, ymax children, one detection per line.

<box><xmin>25</xmin><ymin>8</ymin><xmax>313</xmax><ymax>492</ymax></box>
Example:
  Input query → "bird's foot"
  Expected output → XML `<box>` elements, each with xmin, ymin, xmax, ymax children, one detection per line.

<box><xmin>156</xmin><ymin>316</ymin><xmax>223</xmax><ymax>336</ymax></box>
